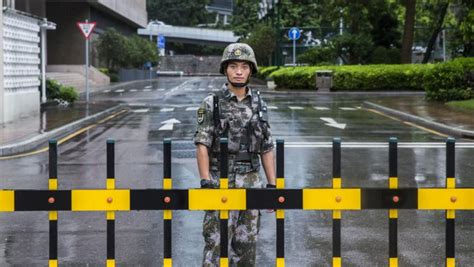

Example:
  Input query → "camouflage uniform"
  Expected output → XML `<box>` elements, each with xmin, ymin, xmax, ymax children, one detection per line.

<box><xmin>194</xmin><ymin>84</ymin><xmax>273</xmax><ymax>266</ymax></box>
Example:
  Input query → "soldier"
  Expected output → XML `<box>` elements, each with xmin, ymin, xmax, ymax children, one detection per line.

<box><xmin>194</xmin><ymin>43</ymin><xmax>276</xmax><ymax>266</ymax></box>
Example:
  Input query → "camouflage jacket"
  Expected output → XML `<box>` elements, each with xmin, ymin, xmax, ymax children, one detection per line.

<box><xmin>194</xmin><ymin>85</ymin><xmax>273</xmax><ymax>155</ymax></box>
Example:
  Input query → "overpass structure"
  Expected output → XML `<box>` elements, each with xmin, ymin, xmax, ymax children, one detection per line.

<box><xmin>137</xmin><ymin>21</ymin><xmax>239</xmax><ymax>46</ymax></box>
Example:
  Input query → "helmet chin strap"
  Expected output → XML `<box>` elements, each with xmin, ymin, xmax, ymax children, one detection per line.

<box><xmin>226</xmin><ymin>72</ymin><xmax>251</xmax><ymax>88</ymax></box>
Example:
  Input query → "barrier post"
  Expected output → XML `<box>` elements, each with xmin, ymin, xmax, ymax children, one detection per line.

<box><xmin>446</xmin><ymin>138</ymin><xmax>455</xmax><ymax>267</ymax></box>
<box><xmin>163</xmin><ymin>139</ymin><xmax>172</xmax><ymax>267</ymax></box>
<box><xmin>219</xmin><ymin>138</ymin><xmax>229</xmax><ymax>267</ymax></box>
<box><xmin>106</xmin><ymin>139</ymin><xmax>115</xmax><ymax>267</ymax></box>
<box><xmin>332</xmin><ymin>138</ymin><xmax>341</xmax><ymax>267</ymax></box>
<box><xmin>276</xmin><ymin>139</ymin><xmax>285</xmax><ymax>267</ymax></box>
<box><xmin>388</xmin><ymin>137</ymin><xmax>398</xmax><ymax>266</ymax></box>
<box><xmin>49</xmin><ymin>140</ymin><xmax>58</xmax><ymax>267</ymax></box>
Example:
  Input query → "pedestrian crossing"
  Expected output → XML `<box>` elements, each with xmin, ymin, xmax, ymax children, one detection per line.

<box><xmin>130</xmin><ymin>105</ymin><xmax>361</xmax><ymax>113</ymax></box>
<box><xmin>104</xmin><ymin>87</ymin><xmax>222</xmax><ymax>94</ymax></box>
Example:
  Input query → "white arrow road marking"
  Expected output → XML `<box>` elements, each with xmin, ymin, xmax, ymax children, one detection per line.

<box><xmin>144</xmin><ymin>85</ymin><xmax>152</xmax><ymax>89</ymax></box>
<box><xmin>160</xmin><ymin>108</ymin><xmax>175</xmax><ymax>112</ymax></box>
<box><xmin>159</xmin><ymin>118</ymin><xmax>181</xmax><ymax>131</ymax></box>
<box><xmin>143</xmin><ymin>89</ymin><xmax>152</xmax><ymax>92</ymax></box>
<box><xmin>339</xmin><ymin>107</ymin><xmax>357</xmax><ymax>111</ymax></box>
<box><xmin>314</xmin><ymin>106</ymin><xmax>330</xmax><ymax>110</ymax></box>
<box><xmin>115</xmin><ymin>89</ymin><xmax>125</xmax><ymax>93</ymax></box>
<box><xmin>267</xmin><ymin>106</ymin><xmax>278</xmax><ymax>110</ymax></box>
<box><xmin>130</xmin><ymin>89</ymin><xmax>138</xmax><ymax>92</ymax></box>
<box><xmin>289</xmin><ymin>106</ymin><xmax>304</xmax><ymax>110</ymax></box>
<box><xmin>320</xmin><ymin>117</ymin><xmax>346</xmax><ymax>129</ymax></box>
<box><xmin>133</xmin><ymin>109</ymin><xmax>149</xmax><ymax>113</ymax></box>
<box><xmin>186</xmin><ymin>107</ymin><xmax>199</xmax><ymax>111</ymax></box>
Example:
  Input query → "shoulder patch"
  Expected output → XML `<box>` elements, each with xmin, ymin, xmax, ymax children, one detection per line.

<box><xmin>197</xmin><ymin>108</ymin><xmax>205</xmax><ymax>124</ymax></box>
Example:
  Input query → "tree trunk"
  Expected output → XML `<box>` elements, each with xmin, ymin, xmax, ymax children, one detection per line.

<box><xmin>422</xmin><ymin>2</ymin><xmax>449</xmax><ymax>63</ymax></box>
<box><xmin>401</xmin><ymin>0</ymin><xmax>416</xmax><ymax>64</ymax></box>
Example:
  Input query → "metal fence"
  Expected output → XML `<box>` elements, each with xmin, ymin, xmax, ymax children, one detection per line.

<box><xmin>0</xmin><ymin>138</ymin><xmax>472</xmax><ymax>267</ymax></box>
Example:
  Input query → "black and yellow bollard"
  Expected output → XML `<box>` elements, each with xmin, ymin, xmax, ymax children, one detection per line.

<box><xmin>388</xmin><ymin>137</ymin><xmax>398</xmax><ymax>267</ymax></box>
<box><xmin>219</xmin><ymin>138</ymin><xmax>229</xmax><ymax>267</ymax></box>
<box><xmin>332</xmin><ymin>138</ymin><xmax>342</xmax><ymax>267</ymax></box>
<box><xmin>49</xmin><ymin>140</ymin><xmax>58</xmax><ymax>267</ymax></box>
<box><xmin>446</xmin><ymin>138</ymin><xmax>455</xmax><ymax>267</ymax></box>
<box><xmin>163</xmin><ymin>139</ymin><xmax>173</xmax><ymax>267</ymax></box>
<box><xmin>106</xmin><ymin>139</ymin><xmax>116</xmax><ymax>267</ymax></box>
<box><xmin>276</xmin><ymin>139</ymin><xmax>285</xmax><ymax>267</ymax></box>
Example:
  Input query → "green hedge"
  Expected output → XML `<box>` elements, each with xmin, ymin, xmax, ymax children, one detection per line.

<box><xmin>424</xmin><ymin>58</ymin><xmax>474</xmax><ymax>101</ymax></box>
<box><xmin>46</xmin><ymin>79</ymin><xmax>79</xmax><ymax>104</ymax></box>
<box><xmin>265</xmin><ymin>64</ymin><xmax>432</xmax><ymax>91</ymax></box>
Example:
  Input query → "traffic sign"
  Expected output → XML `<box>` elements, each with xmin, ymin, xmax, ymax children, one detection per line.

<box><xmin>157</xmin><ymin>35</ymin><xmax>165</xmax><ymax>49</ymax></box>
<box><xmin>288</xmin><ymin>27</ymin><xmax>301</xmax><ymax>40</ymax></box>
<box><xmin>77</xmin><ymin>21</ymin><xmax>96</xmax><ymax>39</ymax></box>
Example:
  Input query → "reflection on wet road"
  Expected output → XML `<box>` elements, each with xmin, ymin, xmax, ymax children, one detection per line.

<box><xmin>0</xmin><ymin>77</ymin><xmax>473</xmax><ymax>266</ymax></box>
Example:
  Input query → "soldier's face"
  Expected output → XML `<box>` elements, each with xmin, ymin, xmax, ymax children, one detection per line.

<box><xmin>225</xmin><ymin>61</ymin><xmax>251</xmax><ymax>83</ymax></box>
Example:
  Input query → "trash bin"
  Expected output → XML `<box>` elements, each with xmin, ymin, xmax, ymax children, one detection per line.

<box><xmin>316</xmin><ymin>70</ymin><xmax>333</xmax><ymax>91</ymax></box>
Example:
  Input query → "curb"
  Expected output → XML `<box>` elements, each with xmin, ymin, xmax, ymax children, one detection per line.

<box><xmin>364</xmin><ymin>101</ymin><xmax>474</xmax><ymax>139</ymax></box>
<box><xmin>0</xmin><ymin>104</ymin><xmax>126</xmax><ymax>157</ymax></box>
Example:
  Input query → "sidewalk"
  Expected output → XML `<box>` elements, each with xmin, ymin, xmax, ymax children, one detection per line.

<box><xmin>364</xmin><ymin>95</ymin><xmax>474</xmax><ymax>139</ymax></box>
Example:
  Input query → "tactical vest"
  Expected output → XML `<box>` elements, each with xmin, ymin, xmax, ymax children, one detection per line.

<box><xmin>209</xmin><ymin>88</ymin><xmax>270</xmax><ymax>173</ymax></box>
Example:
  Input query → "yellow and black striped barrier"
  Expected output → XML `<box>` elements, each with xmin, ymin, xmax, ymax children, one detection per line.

<box><xmin>0</xmin><ymin>138</ymin><xmax>473</xmax><ymax>266</ymax></box>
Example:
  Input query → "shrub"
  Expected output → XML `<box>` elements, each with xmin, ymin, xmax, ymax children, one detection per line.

<box><xmin>58</xmin><ymin>86</ymin><xmax>79</xmax><ymax>103</ymax></box>
<box><xmin>98</xmin><ymin>68</ymin><xmax>110</xmax><ymax>75</ymax></box>
<box><xmin>46</xmin><ymin>79</ymin><xmax>61</xmax><ymax>99</ymax></box>
<box><xmin>257</xmin><ymin>66</ymin><xmax>280</xmax><ymax>80</ymax></box>
<box><xmin>297</xmin><ymin>47</ymin><xmax>337</xmax><ymax>65</ymax></box>
<box><xmin>269</xmin><ymin>64</ymin><xmax>432</xmax><ymax>91</ymax></box>
<box><xmin>424</xmin><ymin>57</ymin><xmax>474</xmax><ymax>101</ymax></box>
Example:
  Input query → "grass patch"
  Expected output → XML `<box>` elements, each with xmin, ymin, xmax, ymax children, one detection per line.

<box><xmin>446</xmin><ymin>99</ymin><xmax>474</xmax><ymax>111</ymax></box>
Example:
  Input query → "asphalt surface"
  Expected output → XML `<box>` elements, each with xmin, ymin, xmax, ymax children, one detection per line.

<box><xmin>0</xmin><ymin>76</ymin><xmax>473</xmax><ymax>266</ymax></box>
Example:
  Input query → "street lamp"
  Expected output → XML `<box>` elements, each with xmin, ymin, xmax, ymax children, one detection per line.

<box><xmin>39</xmin><ymin>19</ymin><xmax>56</xmax><ymax>103</ymax></box>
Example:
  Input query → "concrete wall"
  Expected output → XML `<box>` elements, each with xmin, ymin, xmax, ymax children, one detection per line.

<box><xmin>97</xmin><ymin>0</ymin><xmax>147</xmax><ymax>27</ymax></box>
<box><xmin>160</xmin><ymin>55</ymin><xmax>221</xmax><ymax>74</ymax></box>
<box><xmin>46</xmin><ymin>2</ymin><xmax>89</xmax><ymax>65</ymax></box>
<box><xmin>0</xmin><ymin>2</ymin><xmax>4</xmax><ymax>124</ymax></box>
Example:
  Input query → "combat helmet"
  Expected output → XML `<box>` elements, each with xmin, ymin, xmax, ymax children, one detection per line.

<box><xmin>220</xmin><ymin>43</ymin><xmax>258</xmax><ymax>75</ymax></box>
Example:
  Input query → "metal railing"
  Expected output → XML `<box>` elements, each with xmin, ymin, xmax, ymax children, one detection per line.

<box><xmin>0</xmin><ymin>138</ymin><xmax>472</xmax><ymax>267</ymax></box>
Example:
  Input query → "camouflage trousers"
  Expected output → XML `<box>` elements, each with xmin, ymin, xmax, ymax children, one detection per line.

<box><xmin>202</xmin><ymin>171</ymin><xmax>262</xmax><ymax>267</ymax></box>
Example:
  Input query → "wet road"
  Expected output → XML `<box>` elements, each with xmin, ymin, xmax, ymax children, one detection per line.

<box><xmin>0</xmin><ymin>76</ymin><xmax>473</xmax><ymax>266</ymax></box>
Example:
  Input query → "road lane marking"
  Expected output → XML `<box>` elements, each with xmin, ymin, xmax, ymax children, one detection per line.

<box><xmin>104</xmin><ymin>90</ymin><xmax>111</xmax><ymax>93</ymax></box>
<box><xmin>130</xmin><ymin>89</ymin><xmax>138</xmax><ymax>92</ymax></box>
<box><xmin>143</xmin><ymin>89</ymin><xmax>152</xmax><ymax>92</ymax></box>
<box><xmin>160</xmin><ymin>108</ymin><xmax>175</xmax><ymax>112</ymax></box>
<box><xmin>198</xmin><ymin>88</ymin><xmax>206</xmax><ymax>91</ymax></box>
<box><xmin>340</xmin><ymin>107</ymin><xmax>357</xmax><ymax>111</ymax></box>
<box><xmin>144</xmin><ymin>85</ymin><xmax>152</xmax><ymax>89</ymax></box>
<box><xmin>115</xmin><ymin>89</ymin><xmax>125</xmax><ymax>93</ymax></box>
<box><xmin>283</xmin><ymin>142</ymin><xmax>474</xmax><ymax>148</ymax></box>
<box><xmin>314</xmin><ymin>106</ymin><xmax>330</xmax><ymax>110</ymax></box>
<box><xmin>268</xmin><ymin>106</ymin><xmax>278</xmax><ymax>110</ymax></box>
<box><xmin>186</xmin><ymin>107</ymin><xmax>199</xmax><ymax>111</ymax></box>
<box><xmin>0</xmin><ymin>109</ymin><xmax>128</xmax><ymax>160</ymax></box>
<box><xmin>365</xmin><ymin>108</ymin><xmax>447</xmax><ymax>137</ymax></box>
<box><xmin>159</xmin><ymin>118</ymin><xmax>181</xmax><ymax>131</ymax></box>
<box><xmin>133</xmin><ymin>109</ymin><xmax>149</xmax><ymax>113</ymax></box>
<box><xmin>157</xmin><ymin>89</ymin><xmax>165</xmax><ymax>91</ymax></box>
<box><xmin>289</xmin><ymin>106</ymin><xmax>304</xmax><ymax>110</ymax></box>
<box><xmin>320</xmin><ymin>117</ymin><xmax>346</xmax><ymax>129</ymax></box>
<box><xmin>184</xmin><ymin>88</ymin><xmax>192</xmax><ymax>91</ymax></box>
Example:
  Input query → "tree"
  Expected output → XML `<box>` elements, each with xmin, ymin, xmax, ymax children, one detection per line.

<box><xmin>147</xmin><ymin>0</ymin><xmax>213</xmax><ymax>26</ymax></box>
<box><xmin>97</xmin><ymin>28</ymin><xmax>158</xmax><ymax>71</ymax></box>
<box><xmin>96</xmin><ymin>28</ymin><xmax>129</xmax><ymax>71</ymax></box>
<box><xmin>401</xmin><ymin>0</ymin><xmax>416</xmax><ymax>63</ymax></box>
<box><xmin>230</xmin><ymin>0</ymin><xmax>260</xmax><ymax>38</ymax></box>
<box><xmin>243</xmin><ymin>24</ymin><xmax>276</xmax><ymax>66</ymax></box>
<box><xmin>422</xmin><ymin>1</ymin><xmax>449</xmax><ymax>63</ymax></box>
